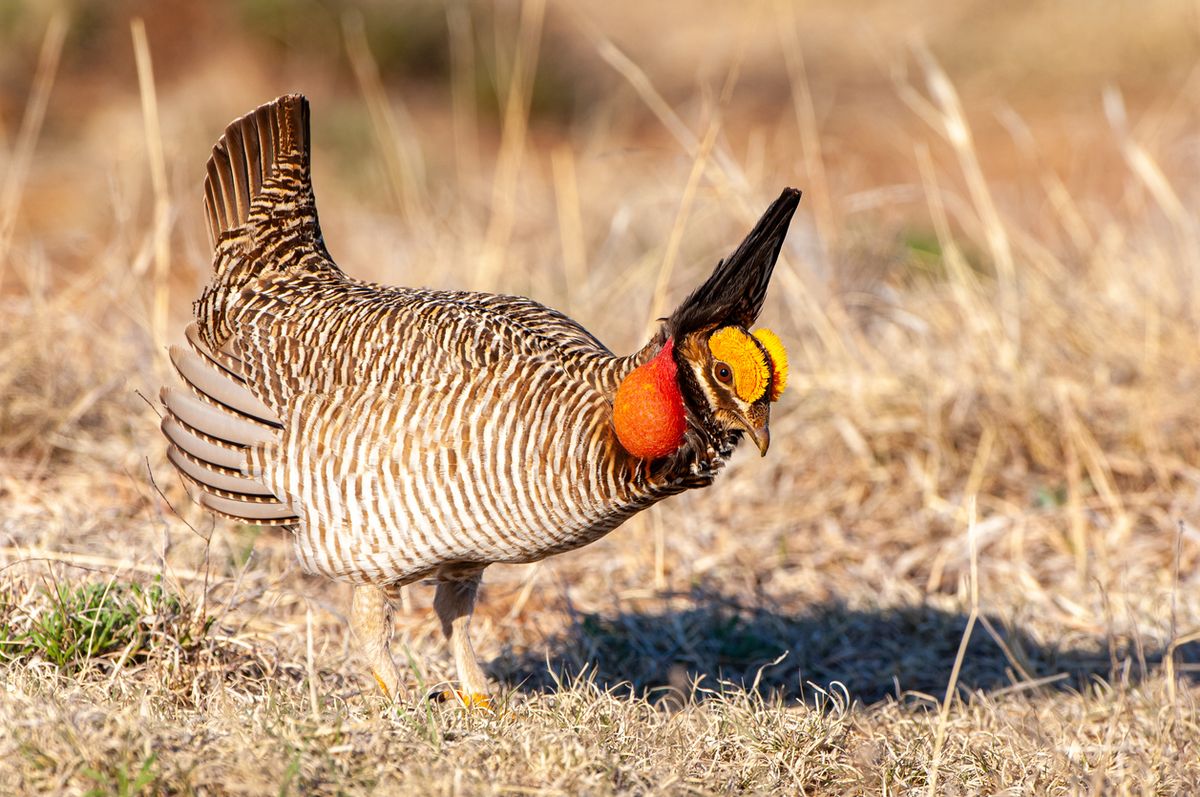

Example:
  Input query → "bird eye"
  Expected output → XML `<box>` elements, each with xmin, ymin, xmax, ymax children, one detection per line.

<box><xmin>714</xmin><ymin>362</ymin><xmax>733</xmax><ymax>384</ymax></box>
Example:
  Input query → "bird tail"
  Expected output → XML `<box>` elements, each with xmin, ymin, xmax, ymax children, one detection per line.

<box><xmin>197</xmin><ymin>94</ymin><xmax>338</xmax><ymax>349</ymax></box>
<box><xmin>666</xmin><ymin>188</ymin><xmax>801</xmax><ymax>336</ymax></box>
<box><xmin>202</xmin><ymin>93</ymin><xmax>318</xmax><ymax>248</ymax></box>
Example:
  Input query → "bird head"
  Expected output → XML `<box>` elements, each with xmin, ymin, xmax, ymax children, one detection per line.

<box><xmin>673</xmin><ymin>325</ymin><xmax>788</xmax><ymax>455</ymax></box>
<box><xmin>613</xmin><ymin>188</ymin><xmax>800</xmax><ymax>461</ymax></box>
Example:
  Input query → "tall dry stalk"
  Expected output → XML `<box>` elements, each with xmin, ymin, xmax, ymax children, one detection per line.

<box><xmin>476</xmin><ymin>0</ymin><xmax>546</xmax><ymax>292</ymax></box>
<box><xmin>0</xmin><ymin>12</ymin><xmax>66</xmax><ymax>292</ymax></box>
<box><xmin>131</xmin><ymin>17</ymin><xmax>172</xmax><ymax>360</ymax></box>
<box><xmin>344</xmin><ymin>13</ymin><xmax>428</xmax><ymax>223</ymax></box>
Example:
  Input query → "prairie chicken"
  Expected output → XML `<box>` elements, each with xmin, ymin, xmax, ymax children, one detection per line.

<box><xmin>161</xmin><ymin>94</ymin><xmax>799</xmax><ymax>705</ymax></box>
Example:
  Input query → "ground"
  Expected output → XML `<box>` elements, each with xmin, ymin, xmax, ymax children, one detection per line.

<box><xmin>1</xmin><ymin>1</ymin><xmax>1199</xmax><ymax>794</ymax></box>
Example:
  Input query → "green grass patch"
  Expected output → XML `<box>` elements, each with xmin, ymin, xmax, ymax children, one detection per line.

<box><xmin>0</xmin><ymin>578</ymin><xmax>204</xmax><ymax>673</ymax></box>
<box><xmin>81</xmin><ymin>753</ymin><xmax>158</xmax><ymax>797</ymax></box>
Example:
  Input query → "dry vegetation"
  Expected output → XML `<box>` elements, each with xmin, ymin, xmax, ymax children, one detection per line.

<box><xmin>2</xmin><ymin>0</ymin><xmax>1200</xmax><ymax>794</ymax></box>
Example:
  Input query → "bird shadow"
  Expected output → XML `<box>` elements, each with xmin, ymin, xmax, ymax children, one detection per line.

<box><xmin>489</xmin><ymin>589</ymin><xmax>1200</xmax><ymax>706</ymax></box>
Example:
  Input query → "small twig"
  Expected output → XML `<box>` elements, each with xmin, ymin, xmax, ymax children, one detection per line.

<box><xmin>989</xmin><ymin>671</ymin><xmax>1070</xmax><ymax>698</ymax></box>
<box><xmin>142</xmin><ymin>456</ymin><xmax>212</xmax><ymax>544</ymax></box>
<box><xmin>143</xmin><ymin>457</ymin><xmax>214</xmax><ymax>630</ymax></box>
<box><xmin>306</xmin><ymin>605</ymin><xmax>321</xmax><ymax>721</ymax></box>
<box><xmin>927</xmin><ymin>496</ymin><xmax>981</xmax><ymax>796</ymax></box>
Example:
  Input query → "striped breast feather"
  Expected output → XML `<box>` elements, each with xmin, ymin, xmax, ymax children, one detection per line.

<box><xmin>243</xmin><ymin>383</ymin><xmax>480</xmax><ymax>580</ymax></box>
<box><xmin>161</xmin><ymin>323</ymin><xmax>297</xmax><ymax>525</ymax></box>
<box><xmin>244</xmin><ymin>383</ymin><xmax>474</xmax><ymax>524</ymax></box>
<box><xmin>243</xmin><ymin>360</ymin><xmax>613</xmax><ymax>580</ymax></box>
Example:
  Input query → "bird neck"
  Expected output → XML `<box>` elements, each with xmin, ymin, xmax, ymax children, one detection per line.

<box><xmin>612</xmin><ymin>337</ymin><xmax>687</xmax><ymax>460</ymax></box>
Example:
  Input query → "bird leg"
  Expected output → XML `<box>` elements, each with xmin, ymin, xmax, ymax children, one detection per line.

<box><xmin>433</xmin><ymin>565</ymin><xmax>491</xmax><ymax>708</ymax></box>
<box><xmin>350</xmin><ymin>584</ymin><xmax>402</xmax><ymax>701</ymax></box>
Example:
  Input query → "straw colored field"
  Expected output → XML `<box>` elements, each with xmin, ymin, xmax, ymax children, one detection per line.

<box><xmin>1</xmin><ymin>1</ymin><xmax>1199</xmax><ymax>793</ymax></box>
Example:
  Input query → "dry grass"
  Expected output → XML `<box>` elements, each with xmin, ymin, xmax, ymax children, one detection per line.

<box><xmin>2</xmin><ymin>1</ymin><xmax>1200</xmax><ymax>794</ymax></box>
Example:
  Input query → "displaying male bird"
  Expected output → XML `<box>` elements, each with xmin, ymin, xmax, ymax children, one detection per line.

<box><xmin>161</xmin><ymin>94</ymin><xmax>799</xmax><ymax>707</ymax></box>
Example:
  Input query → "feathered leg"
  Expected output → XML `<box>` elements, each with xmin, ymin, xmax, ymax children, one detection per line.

<box><xmin>433</xmin><ymin>565</ymin><xmax>491</xmax><ymax>708</ymax></box>
<box><xmin>350</xmin><ymin>585</ymin><xmax>402</xmax><ymax>700</ymax></box>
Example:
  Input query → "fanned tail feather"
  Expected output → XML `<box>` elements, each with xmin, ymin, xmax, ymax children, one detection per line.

<box><xmin>197</xmin><ymin>93</ymin><xmax>338</xmax><ymax>351</ymax></box>
<box><xmin>202</xmin><ymin>93</ymin><xmax>313</xmax><ymax>247</ymax></box>
<box><xmin>161</xmin><ymin>323</ymin><xmax>297</xmax><ymax>526</ymax></box>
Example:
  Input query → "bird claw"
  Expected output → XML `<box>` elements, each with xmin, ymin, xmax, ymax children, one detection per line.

<box><xmin>434</xmin><ymin>689</ymin><xmax>494</xmax><ymax>712</ymax></box>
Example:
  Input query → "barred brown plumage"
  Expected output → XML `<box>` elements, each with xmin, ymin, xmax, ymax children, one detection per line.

<box><xmin>161</xmin><ymin>94</ymin><xmax>801</xmax><ymax>706</ymax></box>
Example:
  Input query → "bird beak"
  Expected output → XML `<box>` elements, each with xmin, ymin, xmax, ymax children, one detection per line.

<box><xmin>748</xmin><ymin>424</ymin><xmax>770</xmax><ymax>456</ymax></box>
<box><xmin>730</xmin><ymin>412</ymin><xmax>771</xmax><ymax>456</ymax></box>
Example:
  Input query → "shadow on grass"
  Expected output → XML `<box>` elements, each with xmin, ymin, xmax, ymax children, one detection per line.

<box><xmin>489</xmin><ymin>590</ymin><xmax>1200</xmax><ymax>705</ymax></box>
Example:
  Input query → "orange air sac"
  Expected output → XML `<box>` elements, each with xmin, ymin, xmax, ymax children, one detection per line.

<box><xmin>613</xmin><ymin>338</ymin><xmax>687</xmax><ymax>460</ymax></box>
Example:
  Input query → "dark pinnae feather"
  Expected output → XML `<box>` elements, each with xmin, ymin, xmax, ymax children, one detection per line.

<box><xmin>666</xmin><ymin>188</ymin><xmax>801</xmax><ymax>336</ymax></box>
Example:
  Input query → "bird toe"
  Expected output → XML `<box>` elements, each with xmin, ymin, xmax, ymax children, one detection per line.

<box><xmin>434</xmin><ymin>689</ymin><xmax>494</xmax><ymax>713</ymax></box>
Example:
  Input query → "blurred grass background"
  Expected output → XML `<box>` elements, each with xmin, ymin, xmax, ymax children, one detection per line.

<box><xmin>2</xmin><ymin>0</ymin><xmax>1200</xmax><ymax>793</ymax></box>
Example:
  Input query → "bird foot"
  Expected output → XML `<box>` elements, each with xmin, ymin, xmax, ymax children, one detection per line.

<box><xmin>371</xmin><ymin>670</ymin><xmax>397</xmax><ymax>701</ymax></box>
<box><xmin>435</xmin><ymin>689</ymin><xmax>493</xmax><ymax>712</ymax></box>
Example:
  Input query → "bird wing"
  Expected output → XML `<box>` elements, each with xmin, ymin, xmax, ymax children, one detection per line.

<box><xmin>463</xmin><ymin>292</ymin><xmax>614</xmax><ymax>363</ymax></box>
<box><xmin>160</xmin><ymin>323</ymin><xmax>297</xmax><ymax>526</ymax></box>
<box><xmin>222</xmin><ymin>275</ymin><xmax>618</xmax><ymax>416</ymax></box>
